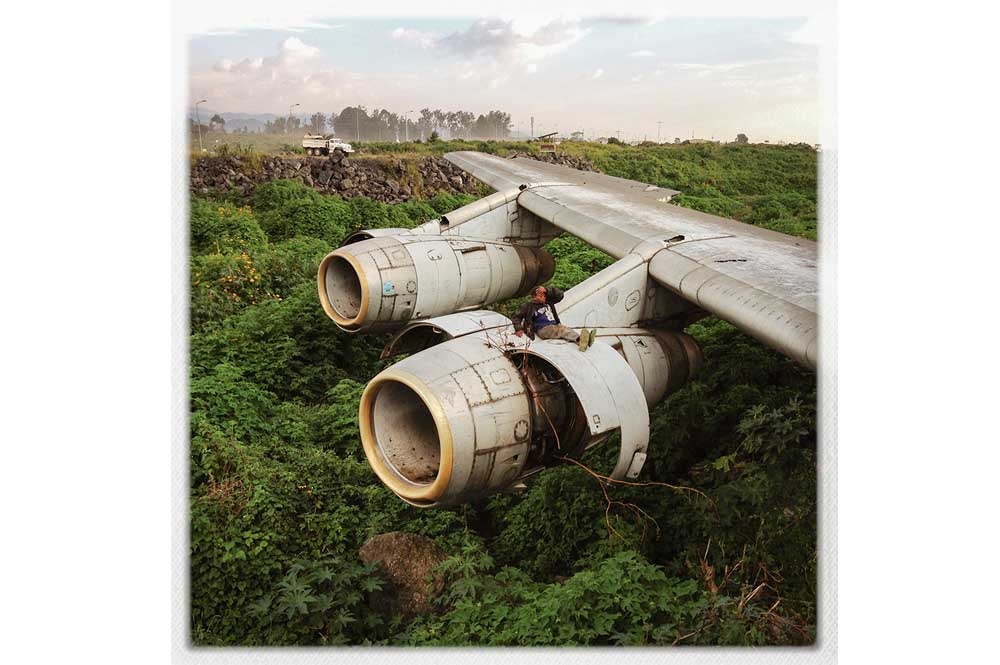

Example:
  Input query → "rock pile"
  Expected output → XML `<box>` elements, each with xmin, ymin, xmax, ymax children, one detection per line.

<box><xmin>190</xmin><ymin>154</ymin><xmax>483</xmax><ymax>203</ymax></box>
<box><xmin>190</xmin><ymin>150</ymin><xmax>598</xmax><ymax>201</ymax></box>
<box><xmin>507</xmin><ymin>151</ymin><xmax>596</xmax><ymax>172</ymax></box>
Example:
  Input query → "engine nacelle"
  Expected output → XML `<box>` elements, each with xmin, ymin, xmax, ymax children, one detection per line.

<box><xmin>359</xmin><ymin>325</ymin><xmax>701</xmax><ymax>507</ymax></box>
<box><xmin>317</xmin><ymin>235</ymin><xmax>554</xmax><ymax>332</ymax></box>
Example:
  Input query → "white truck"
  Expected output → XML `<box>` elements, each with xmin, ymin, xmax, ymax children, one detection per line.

<box><xmin>302</xmin><ymin>135</ymin><xmax>355</xmax><ymax>157</ymax></box>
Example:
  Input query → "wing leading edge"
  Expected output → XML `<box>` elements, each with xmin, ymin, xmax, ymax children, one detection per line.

<box><xmin>444</xmin><ymin>151</ymin><xmax>818</xmax><ymax>368</ymax></box>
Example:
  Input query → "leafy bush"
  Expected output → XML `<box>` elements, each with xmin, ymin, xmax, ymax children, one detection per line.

<box><xmin>248</xmin><ymin>557</ymin><xmax>387</xmax><ymax>645</ymax></box>
<box><xmin>190</xmin><ymin>250</ymin><xmax>276</xmax><ymax>330</ymax></box>
<box><xmin>257</xmin><ymin>197</ymin><xmax>354</xmax><ymax>245</ymax></box>
<box><xmin>190</xmin><ymin>200</ymin><xmax>267</xmax><ymax>254</ymax></box>
<box><xmin>401</xmin><ymin>548</ymin><xmax>806</xmax><ymax>646</ymax></box>
<box><xmin>251</xmin><ymin>179</ymin><xmax>324</xmax><ymax>214</ymax></box>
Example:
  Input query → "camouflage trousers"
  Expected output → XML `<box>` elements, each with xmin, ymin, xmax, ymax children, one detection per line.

<box><xmin>536</xmin><ymin>324</ymin><xmax>580</xmax><ymax>343</ymax></box>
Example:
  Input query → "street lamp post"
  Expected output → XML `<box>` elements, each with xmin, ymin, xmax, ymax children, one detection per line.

<box><xmin>287</xmin><ymin>103</ymin><xmax>300</xmax><ymax>134</ymax></box>
<box><xmin>194</xmin><ymin>99</ymin><xmax>207</xmax><ymax>152</ymax></box>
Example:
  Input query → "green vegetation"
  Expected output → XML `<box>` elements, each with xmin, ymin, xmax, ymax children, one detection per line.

<box><xmin>189</xmin><ymin>144</ymin><xmax>818</xmax><ymax>646</ymax></box>
<box><xmin>565</xmin><ymin>142</ymin><xmax>818</xmax><ymax>240</ymax></box>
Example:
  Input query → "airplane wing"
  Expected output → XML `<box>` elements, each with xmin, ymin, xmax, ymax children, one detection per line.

<box><xmin>444</xmin><ymin>151</ymin><xmax>818</xmax><ymax>368</ymax></box>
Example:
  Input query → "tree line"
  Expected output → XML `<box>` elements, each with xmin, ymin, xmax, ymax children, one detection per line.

<box><xmin>200</xmin><ymin>107</ymin><xmax>514</xmax><ymax>141</ymax></box>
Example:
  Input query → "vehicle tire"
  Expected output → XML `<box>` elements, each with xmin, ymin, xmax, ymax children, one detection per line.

<box><xmin>306</xmin><ymin>148</ymin><xmax>313</xmax><ymax>155</ymax></box>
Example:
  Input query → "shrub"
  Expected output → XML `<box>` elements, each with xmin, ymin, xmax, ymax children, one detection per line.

<box><xmin>251</xmin><ymin>179</ymin><xmax>324</xmax><ymax>214</ymax></box>
<box><xmin>190</xmin><ymin>200</ymin><xmax>267</xmax><ymax>254</ymax></box>
<box><xmin>190</xmin><ymin>250</ymin><xmax>276</xmax><ymax>330</ymax></box>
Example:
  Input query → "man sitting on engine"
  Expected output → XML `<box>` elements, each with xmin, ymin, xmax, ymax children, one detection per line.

<box><xmin>512</xmin><ymin>285</ymin><xmax>596</xmax><ymax>351</ymax></box>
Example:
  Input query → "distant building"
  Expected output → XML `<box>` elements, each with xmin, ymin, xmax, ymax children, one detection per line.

<box><xmin>595</xmin><ymin>137</ymin><xmax>609</xmax><ymax>144</ymax></box>
<box><xmin>570</xmin><ymin>131</ymin><xmax>585</xmax><ymax>141</ymax></box>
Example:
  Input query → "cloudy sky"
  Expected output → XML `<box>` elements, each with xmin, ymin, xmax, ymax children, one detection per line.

<box><xmin>188</xmin><ymin>12</ymin><xmax>822</xmax><ymax>143</ymax></box>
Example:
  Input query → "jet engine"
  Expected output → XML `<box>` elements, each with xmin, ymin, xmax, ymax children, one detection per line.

<box><xmin>317</xmin><ymin>235</ymin><xmax>554</xmax><ymax>332</ymax></box>
<box><xmin>358</xmin><ymin>323</ymin><xmax>701</xmax><ymax>507</ymax></box>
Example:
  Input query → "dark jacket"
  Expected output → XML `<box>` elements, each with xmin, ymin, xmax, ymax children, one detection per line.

<box><xmin>511</xmin><ymin>287</ymin><xmax>565</xmax><ymax>339</ymax></box>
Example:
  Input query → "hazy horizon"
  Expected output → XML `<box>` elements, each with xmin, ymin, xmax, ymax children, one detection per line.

<box><xmin>189</xmin><ymin>14</ymin><xmax>822</xmax><ymax>144</ymax></box>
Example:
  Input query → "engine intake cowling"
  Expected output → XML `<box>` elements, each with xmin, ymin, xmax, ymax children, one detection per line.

<box><xmin>318</xmin><ymin>235</ymin><xmax>554</xmax><ymax>332</ymax></box>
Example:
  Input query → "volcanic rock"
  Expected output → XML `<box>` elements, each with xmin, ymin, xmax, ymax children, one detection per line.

<box><xmin>358</xmin><ymin>532</ymin><xmax>447</xmax><ymax>616</ymax></box>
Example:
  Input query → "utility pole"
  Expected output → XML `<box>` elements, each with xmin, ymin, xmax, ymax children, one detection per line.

<box><xmin>657</xmin><ymin>120</ymin><xmax>662</xmax><ymax>143</ymax></box>
<box><xmin>286</xmin><ymin>103</ymin><xmax>299</xmax><ymax>134</ymax></box>
<box><xmin>405</xmin><ymin>109</ymin><xmax>413</xmax><ymax>142</ymax></box>
<box><xmin>530</xmin><ymin>116</ymin><xmax>534</xmax><ymax>139</ymax></box>
<box><xmin>355</xmin><ymin>107</ymin><xmax>361</xmax><ymax>142</ymax></box>
<box><xmin>194</xmin><ymin>99</ymin><xmax>207</xmax><ymax>151</ymax></box>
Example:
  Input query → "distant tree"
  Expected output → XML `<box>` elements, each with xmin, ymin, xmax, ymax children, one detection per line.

<box><xmin>209</xmin><ymin>114</ymin><xmax>226</xmax><ymax>132</ymax></box>
<box><xmin>607</xmin><ymin>136</ymin><xmax>623</xmax><ymax>145</ymax></box>
<box><xmin>188</xmin><ymin>118</ymin><xmax>209</xmax><ymax>135</ymax></box>
<box><xmin>332</xmin><ymin>106</ymin><xmax>372</xmax><ymax>142</ymax></box>
<box><xmin>264</xmin><ymin>117</ymin><xmax>288</xmax><ymax>134</ymax></box>
<box><xmin>308</xmin><ymin>112</ymin><xmax>327</xmax><ymax>134</ymax></box>
<box><xmin>429</xmin><ymin>130</ymin><xmax>440</xmax><ymax>142</ymax></box>
<box><xmin>735</xmin><ymin>133</ymin><xmax>749</xmax><ymax>144</ymax></box>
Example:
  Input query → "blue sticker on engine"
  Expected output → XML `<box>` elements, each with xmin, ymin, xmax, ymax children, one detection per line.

<box><xmin>383</xmin><ymin>281</ymin><xmax>395</xmax><ymax>295</ymax></box>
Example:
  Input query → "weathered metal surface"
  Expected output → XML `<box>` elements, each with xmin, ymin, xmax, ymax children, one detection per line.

<box><xmin>443</xmin><ymin>151</ymin><xmax>818</xmax><ymax>369</ymax></box>
<box><xmin>518</xmin><ymin>338</ymin><xmax>650</xmax><ymax>480</ymax></box>
<box><xmin>594</xmin><ymin>329</ymin><xmax>702</xmax><ymax>406</ymax></box>
<box><xmin>408</xmin><ymin>188</ymin><xmax>561</xmax><ymax>246</ymax></box>
<box><xmin>360</xmin><ymin>333</ymin><xmax>533</xmax><ymax>507</ymax></box>
<box><xmin>649</xmin><ymin>250</ymin><xmax>818</xmax><ymax>367</ymax></box>
<box><xmin>343</xmin><ymin>227</ymin><xmax>419</xmax><ymax>244</ymax></box>
<box><xmin>360</xmin><ymin>322</ymin><xmax>703</xmax><ymax>505</ymax></box>
<box><xmin>555</xmin><ymin>252</ymin><xmax>692</xmax><ymax>329</ymax></box>
<box><xmin>318</xmin><ymin>235</ymin><xmax>554</xmax><ymax>332</ymax></box>
<box><xmin>381</xmin><ymin>310</ymin><xmax>514</xmax><ymax>359</ymax></box>
<box><xmin>444</xmin><ymin>151</ymin><xmax>680</xmax><ymax>204</ymax></box>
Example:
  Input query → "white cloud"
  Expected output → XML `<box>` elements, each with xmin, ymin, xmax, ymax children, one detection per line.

<box><xmin>395</xmin><ymin>17</ymin><xmax>590</xmax><ymax>65</ymax></box>
<box><xmin>627</xmin><ymin>50</ymin><xmax>655</xmax><ymax>58</ymax></box>
<box><xmin>589</xmin><ymin>15</ymin><xmax>663</xmax><ymax>27</ymax></box>
<box><xmin>524</xmin><ymin>63</ymin><xmax>539</xmax><ymax>75</ymax></box>
<box><xmin>278</xmin><ymin>37</ymin><xmax>320</xmax><ymax>59</ymax></box>
<box><xmin>390</xmin><ymin>27</ymin><xmax>437</xmax><ymax>50</ymax></box>
<box><xmin>591</xmin><ymin>68</ymin><xmax>604</xmax><ymax>79</ymax></box>
<box><xmin>786</xmin><ymin>9</ymin><xmax>832</xmax><ymax>46</ymax></box>
<box><xmin>190</xmin><ymin>37</ymin><xmax>360</xmax><ymax>111</ymax></box>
